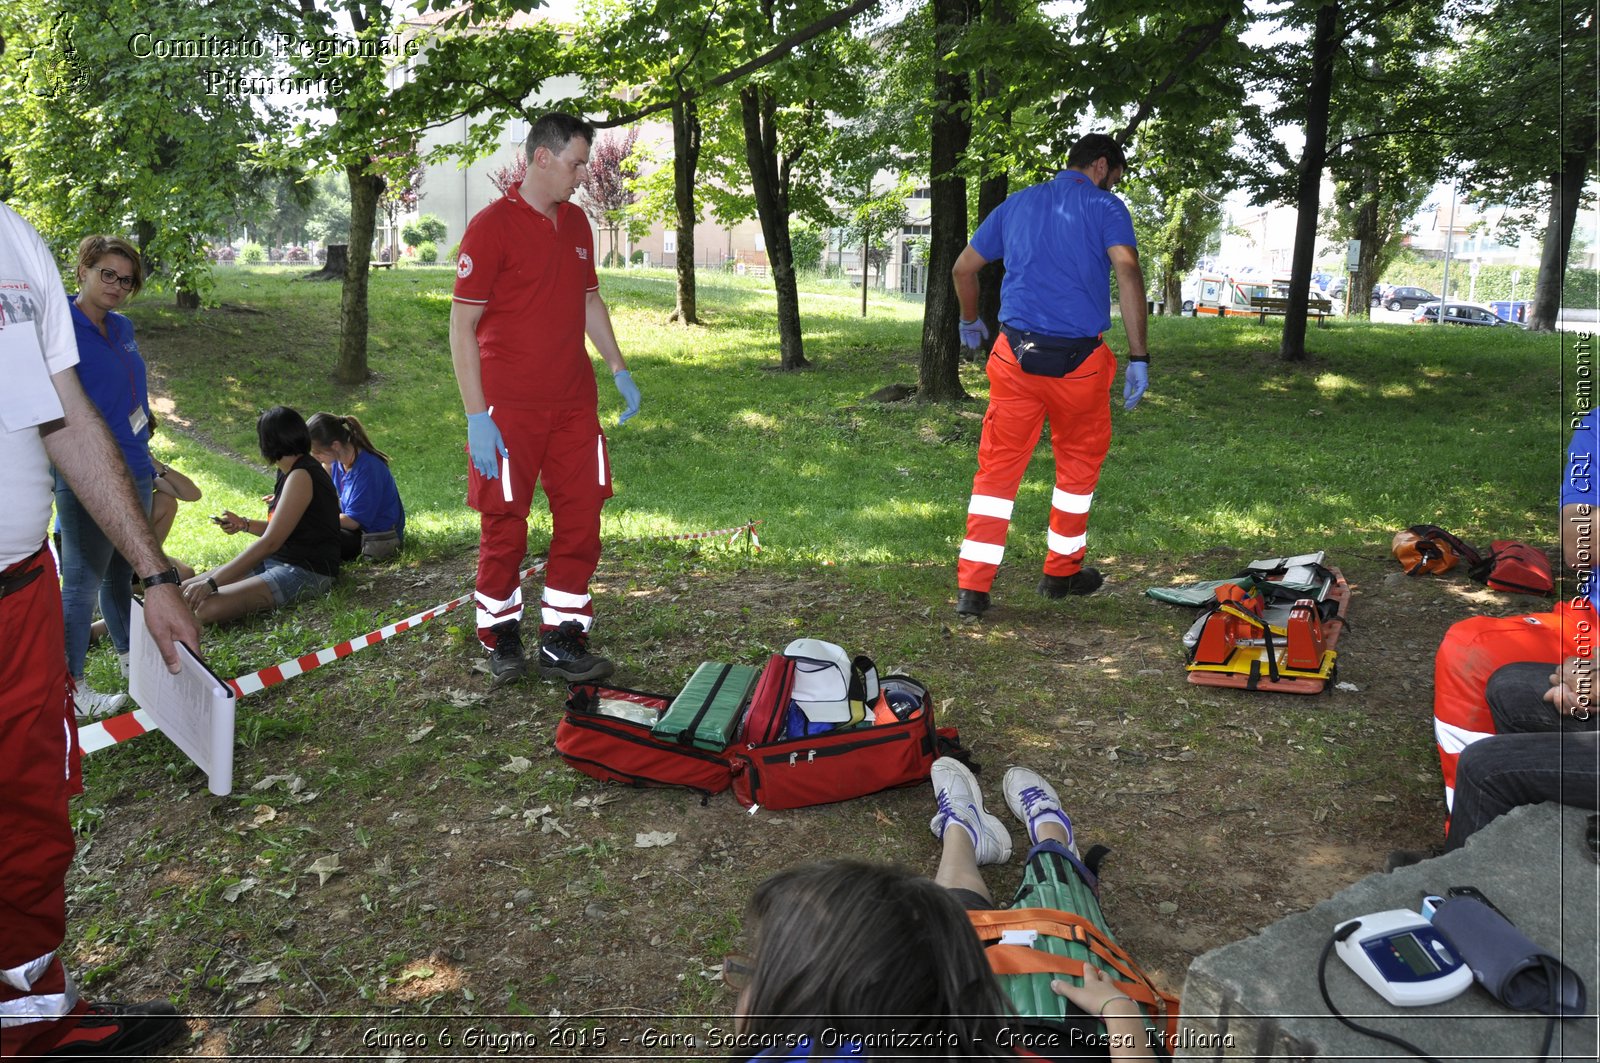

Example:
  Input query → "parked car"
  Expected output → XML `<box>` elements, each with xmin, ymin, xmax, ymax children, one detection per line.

<box><xmin>1411</xmin><ymin>300</ymin><xmax>1515</xmax><ymax>327</ymax></box>
<box><xmin>1384</xmin><ymin>286</ymin><xmax>1436</xmax><ymax>311</ymax></box>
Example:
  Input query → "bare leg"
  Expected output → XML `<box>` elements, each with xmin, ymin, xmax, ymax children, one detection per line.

<box><xmin>194</xmin><ymin>577</ymin><xmax>278</xmax><ymax>625</ymax></box>
<box><xmin>934</xmin><ymin>824</ymin><xmax>993</xmax><ymax>902</ymax></box>
<box><xmin>1035</xmin><ymin>818</ymin><xmax>1072</xmax><ymax>848</ymax></box>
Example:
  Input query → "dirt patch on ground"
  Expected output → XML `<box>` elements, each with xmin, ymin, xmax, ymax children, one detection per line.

<box><xmin>67</xmin><ymin>544</ymin><xmax>1552</xmax><ymax>1057</ymax></box>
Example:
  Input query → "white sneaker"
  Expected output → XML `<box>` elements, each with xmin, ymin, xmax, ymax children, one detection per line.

<box><xmin>930</xmin><ymin>757</ymin><xmax>1012</xmax><ymax>865</ymax></box>
<box><xmin>1003</xmin><ymin>766</ymin><xmax>1077</xmax><ymax>853</ymax></box>
<box><xmin>74</xmin><ymin>684</ymin><xmax>127</xmax><ymax>720</ymax></box>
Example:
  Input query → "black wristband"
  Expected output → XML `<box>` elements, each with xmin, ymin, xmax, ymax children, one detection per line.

<box><xmin>140</xmin><ymin>566</ymin><xmax>182</xmax><ymax>590</ymax></box>
<box><xmin>206</xmin><ymin>576</ymin><xmax>219</xmax><ymax>593</ymax></box>
<box><xmin>1129</xmin><ymin>354</ymin><xmax>1150</xmax><ymax>363</ymax></box>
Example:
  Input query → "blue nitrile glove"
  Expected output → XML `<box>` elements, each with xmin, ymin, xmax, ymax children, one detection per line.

<box><xmin>1123</xmin><ymin>359</ymin><xmax>1149</xmax><ymax>411</ymax></box>
<box><xmin>613</xmin><ymin>369</ymin><xmax>641</xmax><ymax>426</ymax></box>
<box><xmin>466</xmin><ymin>410</ymin><xmax>507</xmax><ymax>479</ymax></box>
<box><xmin>958</xmin><ymin>317</ymin><xmax>990</xmax><ymax>352</ymax></box>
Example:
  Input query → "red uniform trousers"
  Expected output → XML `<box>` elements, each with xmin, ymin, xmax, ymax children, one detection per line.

<box><xmin>1432</xmin><ymin>599</ymin><xmax>1593</xmax><ymax>813</ymax></box>
<box><xmin>958</xmin><ymin>335</ymin><xmax>1115</xmax><ymax>593</ymax></box>
<box><xmin>470</xmin><ymin>405</ymin><xmax>613</xmax><ymax>647</ymax></box>
<box><xmin>1</xmin><ymin>545</ymin><xmax>91</xmax><ymax>1054</ymax></box>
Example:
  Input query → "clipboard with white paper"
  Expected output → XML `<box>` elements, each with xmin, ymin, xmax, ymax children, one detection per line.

<box><xmin>129</xmin><ymin>599</ymin><xmax>237</xmax><ymax>795</ymax></box>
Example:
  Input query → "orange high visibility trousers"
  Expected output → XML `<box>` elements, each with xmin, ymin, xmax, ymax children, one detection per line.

<box><xmin>1431</xmin><ymin>598</ymin><xmax>1594</xmax><ymax>813</ymax></box>
<box><xmin>958</xmin><ymin>335</ymin><xmax>1114</xmax><ymax>594</ymax></box>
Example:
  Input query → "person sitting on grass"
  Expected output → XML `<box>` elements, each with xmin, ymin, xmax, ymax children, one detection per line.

<box><xmin>723</xmin><ymin>760</ymin><xmax>1163</xmax><ymax>1061</ymax></box>
<box><xmin>180</xmin><ymin>406</ymin><xmax>341</xmax><ymax>622</ymax></box>
<box><xmin>306</xmin><ymin>412</ymin><xmax>405</xmax><ymax>561</ymax></box>
<box><xmin>149</xmin><ymin>455</ymin><xmax>201</xmax><ymax>579</ymax></box>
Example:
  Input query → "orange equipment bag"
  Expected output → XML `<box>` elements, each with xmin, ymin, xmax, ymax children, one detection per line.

<box><xmin>1392</xmin><ymin>524</ymin><xmax>1483</xmax><ymax>576</ymax></box>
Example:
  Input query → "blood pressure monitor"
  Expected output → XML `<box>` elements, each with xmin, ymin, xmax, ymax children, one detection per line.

<box><xmin>1333</xmin><ymin>909</ymin><xmax>1473</xmax><ymax>1006</ymax></box>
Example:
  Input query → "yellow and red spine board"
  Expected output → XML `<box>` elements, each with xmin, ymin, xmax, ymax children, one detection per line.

<box><xmin>1185</xmin><ymin>568</ymin><xmax>1351</xmax><ymax>694</ymax></box>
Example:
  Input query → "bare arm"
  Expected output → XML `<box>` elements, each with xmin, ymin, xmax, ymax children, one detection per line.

<box><xmin>449</xmin><ymin>301</ymin><xmax>490</xmax><ymax>415</ymax></box>
<box><xmin>584</xmin><ymin>289</ymin><xmax>628</xmax><ymax>374</ymax></box>
<box><xmin>42</xmin><ymin>367</ymin><xmax>199</xmax><ymax>671</ymax></box>
<box><xmin>1109</xmin><ymin>244</ymin><xmax>1148</xmax><ymax>357</ymax></box>
<box><xmin>200</xmin><ymin>468</ymin><xmax>314</xmax><ymax>588</ymax></box>
<box><xmin>153</xmin><ymin>459</ymin><xmax>203</xmax><ymax>502</ymax></box>
<box><xmin>952</xmin><ymin>244</ymin><xmax>987</xmax><ymax>322</ymax></box>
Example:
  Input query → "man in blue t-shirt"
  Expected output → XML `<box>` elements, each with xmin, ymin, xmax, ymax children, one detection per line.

<box><xmin>949</xmin><ymin>134</ymin><xmax>1151</xmax><ymax>618</ymax></box>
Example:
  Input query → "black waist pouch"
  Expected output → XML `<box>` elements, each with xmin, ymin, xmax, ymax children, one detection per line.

<box><xmin>1001</xmin><ymin>325</ymin><xmax>1101</xmax><ymax>378</ymax></box>
<box><xmin>1432</xmin><ymin>897</ymin><xmax>1587</xmax><ymax>1015</ymax></box>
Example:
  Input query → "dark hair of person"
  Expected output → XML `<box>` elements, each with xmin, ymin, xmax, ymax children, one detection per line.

<box><xmin>257</xmin><ymin>405</ymin><xmax>311</xmax><ymax>463</ymax></box>
<box><xmin>75</xmin><ymin>234</ymin><xmax>145</xmax><ymax>294</ymax></box>
<box><xmin>737</xmin><ymin>861</ymin><xmax>1016</xmax><ymax>1058</ymax></box>
<box><xmin>526</xmin><ymin>111</ymin><xmax>596</xmax><ymax>162</ymax></box>
<box><xmin>1065</xmin><ymin>133</ymin><xmax>1127</xmax><ymax>175</ymax></box>
<box><xmin>307</xmin><ymin>412</ymin><xmax>390</xmax><ymax>464</ymax></box>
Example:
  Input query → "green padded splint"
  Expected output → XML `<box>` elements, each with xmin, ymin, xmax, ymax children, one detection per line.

<box><xmin>994</xmin><ymin>847</ymin><xmax>1160</xmax><ymax>1044</ymax></box>
<box><xmin>650</xmin><ymin>662</ymin><xmax>759</xmax><ymax>752</ymax></box>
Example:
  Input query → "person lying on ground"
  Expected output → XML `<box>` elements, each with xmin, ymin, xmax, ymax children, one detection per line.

<box><xmin>179</xmin><ymin>406</ymin><xmax>340</xmax><ymax>623</ymax></box>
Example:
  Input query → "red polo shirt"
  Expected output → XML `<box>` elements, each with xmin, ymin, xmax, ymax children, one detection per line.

<box><xmin>453</xmin><ymin>188</ymin><xmax>600</xmax><ymax>410</ymax></box>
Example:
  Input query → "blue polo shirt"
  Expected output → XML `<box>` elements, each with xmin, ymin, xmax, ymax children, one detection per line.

<box><xmin>68</xmin><ymin>299</ymin><xmax>152</xmax><ymax>480</ymax></box>
<box><xmin>1563</xmin><ymin>416</ymin><xmax>1597</xmax><ymax>607</ymax></box>
<box><xmin>331</xmin><ymin>448</ymin><xmax>405</xmax><ymax>539</ymax></box>
<box><xmin>970</xmin><ymin>169</ymin><xmax>1138</xmax><ymax>338</ymax></box>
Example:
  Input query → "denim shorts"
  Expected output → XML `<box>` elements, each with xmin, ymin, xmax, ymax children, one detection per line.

<box><xmin>253</xmin><ymin>558</ymin><xmax>334</xmax><ymax>607</ymax></box>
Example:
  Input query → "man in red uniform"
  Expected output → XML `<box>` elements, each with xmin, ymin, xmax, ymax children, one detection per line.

<box><xmin>949</xmin><ymin>134</ymin><xmax>1150</xmax><ymax>619</ymax></box>
<box><xmin>451</xmin><ymin>113</ymin><xmax>640</xmax><ymax>686</ymax></box>
<box><xmin>1</xmin><ymin>201</ymin><xmax>200</xmax><ymax>1057</ymax></box>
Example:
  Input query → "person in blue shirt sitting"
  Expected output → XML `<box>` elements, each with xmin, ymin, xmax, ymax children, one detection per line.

<box><xmin>306</xmin><ymin>413</ymin><xmax>405</xmax><ymax>561</ymax></box>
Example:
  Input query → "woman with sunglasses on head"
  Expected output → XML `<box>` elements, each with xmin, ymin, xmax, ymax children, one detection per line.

<box><xmin>306</xmin><ymin>412</ymin><xmax>405</xmax><ymax>561</ymax></box>
<box><xmin>179</xmin><ymin>406</ymin><xmax>341</xmax><ymax>624</ymax></box>
<box><xmin>54</xmin><ymin>236</ymin><xmax>155</xmax><ymax>718</ymax></box>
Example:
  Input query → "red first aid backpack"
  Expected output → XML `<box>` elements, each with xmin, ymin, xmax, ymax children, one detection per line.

<box><xmin>1470</xmin><ymin>540</ymin><xmax>1555</xmax><ymax>595</ymax></box>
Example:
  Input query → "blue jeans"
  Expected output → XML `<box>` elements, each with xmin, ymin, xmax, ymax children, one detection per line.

<box><xmin>54</xmin><ymin>473</ymin><xmax>152</xmax><ymax>676</ymax></box>
<box><xmin>252</xmin><ymin>558</ymin><xmax>333</xmax><ymax>606</ymax></box>
<box><xmin>1446</xmin><ymin>662</ymin><xmax>1600</xmax><ymax>849</ymax></box>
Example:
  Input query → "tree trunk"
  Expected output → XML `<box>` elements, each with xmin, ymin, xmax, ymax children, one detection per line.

<box><xmin>972</xmin><ymin>0</ymin><xmax>1011</xmax><ymax>346</ymax></box>
<box><xmin>1529</xmin><ymin>141</ymin><xmax>1594</xmax><ymax>332</ymax></box>
<box><xmin>740</xmin><ymin>85</ymin><xmax>808</xmax><ymax>370</ymax></box>
<box><xmin>1279</xmin><ymin>2</ymin><xmax>1339</xmax><ymax>362</ymax></box>
<box><xmin>339</xmin><ymin>162</ymin><xmax>385</xmax><ymax>385</ymax></box>
<box><xmin>1349</xmin><ymin>163</ymin><xmax>1382</xmax><ymax>321</ymax></box>
<box><xmin>918</xmin><ymin>0</ymin><xmax>975</xmax><ymax>403</ymax></box>
<box><xmin>671</xmin><ymin>97</ymin><xmax>700</xmax><ymax>325</ymax></box>
<box><xmin>313</xmin><ymin>244</ymin><xmax>350</xmax><ymax>279</ymax></box>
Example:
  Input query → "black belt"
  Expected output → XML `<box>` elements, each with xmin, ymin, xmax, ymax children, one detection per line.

<box><xmin>0</xmin><ymin>544</ymin><xmax>47</xmax><ymax>603</ymax></box>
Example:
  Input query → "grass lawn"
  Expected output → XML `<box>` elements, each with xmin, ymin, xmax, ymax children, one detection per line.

<box><xmin>65</xmin><ymin>265</ymin><xmax>1574</xmax><ymax>1051</ymax></box>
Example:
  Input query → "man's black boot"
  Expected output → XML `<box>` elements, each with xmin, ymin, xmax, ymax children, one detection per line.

<box><xmin>538</xmin><ymin>620</ymin><xmax>615</xmax><ymax>683</ymax></box>
<box><xmin>1037</xmin><ymin>567</ymin><xmax>1104</xmax><ymax>598</ymax></box>
<box><xmin>487</xmin><ymin>619</ymin><xmax>527</xmax><ymax>687</ymax></box>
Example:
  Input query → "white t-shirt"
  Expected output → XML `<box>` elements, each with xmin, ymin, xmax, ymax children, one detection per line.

<box><xmin>0</xmin><ymin>202</ymin><xmax>78</xmax><ymax>567</ymax></box>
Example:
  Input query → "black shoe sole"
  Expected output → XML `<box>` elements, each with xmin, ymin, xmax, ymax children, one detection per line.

<box><xmin>490</xmin><ymin>663</ymin><xmax>527</xmax><ymax>688</ymax></box>
<box><xmin>538</xmin><ymin>658</ymin><xmax>615</xmax><ymax>683</ymax></box>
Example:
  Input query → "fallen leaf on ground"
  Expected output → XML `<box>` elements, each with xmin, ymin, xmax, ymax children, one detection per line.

<box><xmin>222</xmin><ymin>877</ymin><xmax>258</xmax><ymax>902</ymax></box>
<box><xmin>235</xmin><ymin>961</ymin><xmax>279</xmax><ymax>985</ymax></box>
<box><xmin>502</xmin><ymin>756</ymin><xmax>532</xmax><ymax>775</ymax></box>
<box><xmin>406</xmin><ymin>723</ymin><xmax>435</xmax><ymax>744</ymax></box>
<box><xmin>305</xmin><ymin>854</ymin><xmax>343</xmax><ymax>886</ymax></box>
<box><xmin>635</xmin><ymin>831</ymin><xmax>677</xmax><ymax>848</ymax></box>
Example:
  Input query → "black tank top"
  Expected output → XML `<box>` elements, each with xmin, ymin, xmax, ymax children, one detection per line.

<box><xmin>271</xmin><ymin>455</ymin><xmax>342</xmax><ymax>577</ymax></box>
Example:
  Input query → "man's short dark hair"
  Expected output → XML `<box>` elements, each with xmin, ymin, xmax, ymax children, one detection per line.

<box><xmin>257</xmin><ymin>405</ymin><xmax>311</xmax><ymax>462</ymax></box>
<box><xmin>527</xmin><ymin>112</ymin><xmax>596</xmax><ymax>161</ymax></box>
<box><xmin>1066</xmin><ymin>133</ymin><xmax>1127</xmax><ymax>174</ymax></box>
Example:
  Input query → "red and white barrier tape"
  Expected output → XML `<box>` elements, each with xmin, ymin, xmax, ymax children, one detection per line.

<box><xmin>616</xmin><ymin>520</ymin><xmax>761</xmax><ymax>548</ymax></box>
<box><xmin>80</xmin><ymin>519</ymin><xmax>763</xmax><ymax>752</ymax></box>
<box><xmin>78</xmin><ymin>707</ymin><xmax>157</xmax><ymax>754</ymax></box>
